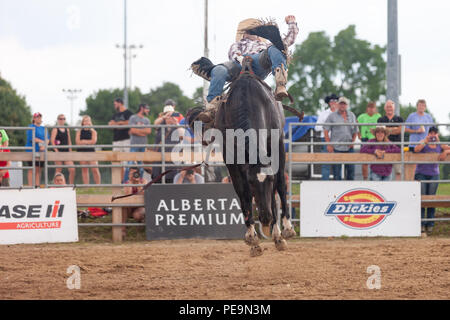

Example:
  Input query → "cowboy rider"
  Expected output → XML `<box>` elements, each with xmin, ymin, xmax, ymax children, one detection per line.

<box><xmin>192</xmin><ymin>15</ymin><xmax>299</xmax><ymax>119</ymax></box>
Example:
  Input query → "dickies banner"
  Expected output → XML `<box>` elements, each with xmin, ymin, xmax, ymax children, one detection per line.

<box><xmin>145</xmin><ymin>184</ymin><xmax>247</xmax><ymax>240</ymax></box>
<box><xmin>0</xmin><ymin>188</ymin><xmax>78</xmax><ymax>245</ymax></box>
<box><xmin>300</xmin><ymin>181</ymin><xmax>421</xmax><ymax>237</ymax></box>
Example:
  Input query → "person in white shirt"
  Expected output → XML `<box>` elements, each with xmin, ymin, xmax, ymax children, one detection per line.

<box><xmin>316</xmin><ymin>94</ymin><xmax>339</xmax><ymax>180</ymax></box>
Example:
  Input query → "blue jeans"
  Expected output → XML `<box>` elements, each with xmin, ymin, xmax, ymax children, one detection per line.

<box><xmin>321</xmin><ymin>138</ymin><xmax>331</xmax><ymax>180</ymax></box>
<box><xmin>123</xmin><ymin>147</ymin><xmax>146</xmax><ymax>183</ymax></box>
<box><xmin>370</xmin><ymin>171</ymin><xmax>392</xmax><ymax>181</ymax></box>
<box><xmin>207</xmin><ymin>46</ymin><xmax>287</xmax><ymax>102</ymax></box>
<box><xmin>415</xmin><ymin>173</ymin><xmax>439</xmax><ymax>227</ymax></box>
<box><xmin>332</xmin><ymin>149</ymin><xmax>355</xmax><ymax>181</ymax></box>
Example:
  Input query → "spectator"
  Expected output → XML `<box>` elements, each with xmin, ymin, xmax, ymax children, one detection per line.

<box><xmin>174</xmin><ymin>168</ymin><xmax>205</xmax><ymax>184</ymax></box>
<box><xmin>323</xmin><ymin>97</ymin><xmax>358</xmax><ymax>181</ymax></box>
<box><xmin>50</xmin><ymin>114</ymin><xmax>75</xmax><ymax>185</ymax></box>
<box><xmin>405</xmin><ymin>99</ymin><xmax>434</xmax><ymax>150</ymax></box>
<box><xmin>222</xmin><ymin>175</ymin><xmax>232</xmax><ymax>183</ymax></box>
<box><xmin>152</xmin><ymin>106</ymin><xmax>184</xmax><ymax>183</ymax></box>
<box><xmin>1</xmin><ymin>129</ymin><xmax>9</xmax><ymax>147</ymax></box>
<box><xmin>124</xmin><ymin>104</ymin><xmax>151</xmax><ymax>182</ymax></box>
<box><xmin>0</xmin><ymin>130</ymin><xmax>10</xmax><ymax>187</ymax></box>
<box><xmin>357</xmin><ymin>102</ymin><xmax>381</xmax><ymax>180</ymax></box>
<box><xmin>26</xmin><ymin>112</ymin><xmax>49</xmax><ymax>187</ymax></box>
<box><xmin>52</xmin><ymin>172</ymin><xmax>67</xmax><ymax>186</ymax></box>
<box><xmin>316</xmin><ymin>94</ymin><xmax>339</xmax><ymax>180</ymax></box>
<box><xmin>414</xmin><ymin>127</ymin><xmax>450</xmax><ymax>234</ymax></box>
<box><xmin>154</xmin><ymin>99</ymin><xmax>184</xmax><ymax>125</ymax></box>
<box><xmin>377</xmin><ymin>100</ymin><xmax>404</xmax><ymax>180</ymax></box>
<box><xmin>360</xmin><ymin>126</ymin><xmax>400</xmax><ymax>181</ymax></box>
<box><xmin>76</xmin><ymin>115</ymin><xmax>101</xmax><ymax>185</ymax></box>
<box><xmin>123</xmin><ymin>167</ymin><xmax>148</xmax><ymax>223</ymax></box>
<box><xmin>109</xmin><ymin>98</ymin><xmax>133</xmax><ymax>182</ymax></box>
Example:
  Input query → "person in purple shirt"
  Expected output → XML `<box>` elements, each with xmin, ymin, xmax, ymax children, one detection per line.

<box><xmin>405</xmin><ymin>99</ymin><xmax>434</xmax><ymax>150</ymax></box>
<box><xmin>414</xmin><ymin>127</ymin><xmax>450</xmax><ymax>233</ymax></box>
<box><xmin>360</xmin><ymin>126</ymin><xmax>400</xmax><ymax>181</ymax></box>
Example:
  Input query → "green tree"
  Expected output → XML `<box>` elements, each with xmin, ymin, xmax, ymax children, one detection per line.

<box><xmin>0</xmin><ymin>75</ymin><xmax>33</xmax><ymax>146</ymax></box>
<box><xmin>81</xmin><ymin>88</ymin><xmax>142</xmax><ymax>146</ymax></box>
<box><xmin>288</xmin><ymin>25</ymin><xmax>386</xmax><ymax>116</ymax></box>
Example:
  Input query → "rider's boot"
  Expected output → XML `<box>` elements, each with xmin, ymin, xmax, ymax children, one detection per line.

<box><xmin>197</xmin><ymin>96</ymin><xmax>221</xmax><ymax>127</ymax></box>
<box><xmin>275</xmin><ymin>64</ymin><xmax>289</xmax><ymax>101</ymax></box>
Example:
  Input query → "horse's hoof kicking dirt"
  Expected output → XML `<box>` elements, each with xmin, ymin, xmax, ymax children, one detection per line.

<box><xmin>245</xmin><ymin>235</ymin><xmax>260</xmax><ymax>247</ymax></box>
<box><xmin>275</xmin><ymin>239</ymin><xmax>288</xmax><ymax>251</ymax></box>
<box><xmin>282</xmin><ymin>228</ymin><xmax>296</xmax><ymax>239</ymax></box>
<box><xmin>250</xmin><ymin>245</ymin><xmax>263</xmax><ymax>257</ymax></box>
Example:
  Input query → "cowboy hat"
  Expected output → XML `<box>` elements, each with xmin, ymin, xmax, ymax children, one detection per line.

<box><xmin>235</xmin><ymin>18</ymin><xmax>263</xmax><ymax>42</ymax></box>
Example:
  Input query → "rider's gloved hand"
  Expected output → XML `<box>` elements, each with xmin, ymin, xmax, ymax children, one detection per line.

<box><xmin>236</xmin><ymin>55</ymin><xmax>244</xmax><ymax>65</ymax></box>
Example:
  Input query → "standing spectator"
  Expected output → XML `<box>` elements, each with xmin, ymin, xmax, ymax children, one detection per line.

<box><xmin>76</xmin><ymin>115</ymin><xmax>101</xmax><ymax>185</ymax></box>
<box><xmin>109</xmin><ymin>98</ymin><xmax>133</xmax><ymax>182</ymax></box>
<box><xmin>414</xmin><ymin>127</ymin><xmax>450</xmax><ymax>234</ymax></box>
<box><xmin>50</xmin><ymin>114</ymin><xmax>75</xmax><ymax>185</ymax></box>
<box><xmin>174</xmin><ymin>168</ymin><xmax>205</xmax><ymax>184</ymax></box>
<box><xmin>154</xmin><ymin>99</ymin><xmax>184</xmax><ymax>125</ymax></box>
<box><xmin>323</xmin><ymin>97</ymin><xmax>358</xmax><ymax>181</ymax></box>
<box><xmin>405</xmin><ymin>99</ymin><xmax>434</xmax><ymax>150</ymax></box>
<box><xmin>360</xmin><ymin>126</ymin><xmax>400</xmax><ymax>181</ymax></box>
<box><xmin>316</xmin><ymin>94</ymin><xmax>339</xmax><ymax>180</ymax></box>
<box><xmin>124</xmin><ymin>104</ymin><xmax>152</xmax><ymax>182</ymax></box>
<box><xmin>26</xmin><ymin>112</ymin><xmax>49</xmax><ymax>187</ymax></box>
<box><xmin>0</xmin><ymin>129</ymin><xmax>9</xmax><ymax>146</ymax></box>
<box><xmin>377</xmin><ymin>100</ymin><xmax>404</xmax><ymax>180</ymax></box>
<box><xmin>152</xmin><ymin>106</ymin><xmax>184</xmax><ymax>183</ymax></box>
<box><xmin>0</xmin><ymin>130</ymin><xmax>10</xmax><ymax>187</ymax></box>
<box><xmin>357</xmin><ymin>102</ymin><xmax>381</xmax><ymax>180</ymax></box>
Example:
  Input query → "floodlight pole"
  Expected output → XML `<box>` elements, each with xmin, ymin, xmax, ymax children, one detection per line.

<box><xmin>203</xmin><ymin>0</ymin><xmax>209</xmax><ymax>99</ymax></box>
<box><xmin>387</xmin><ymin>0</ymin><xmax>401</xmax><ymax>115</ymax></box>
<box><xmin>62</xmin><ymin>89</ymin><xmax>82</xmax><ymax>125</ymax></box>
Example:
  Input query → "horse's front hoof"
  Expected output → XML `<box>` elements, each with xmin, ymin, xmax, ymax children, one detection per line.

<box><xmin>250</xmin><ymin>245</ymin><xmax>263</xmax><ymax>257</ymax></box>
<box><xmin>245</xmin><ymin>234</ymin><xmax>260</xmax><ymax>247</ymax></box>
<box><xmin>282</xmin><ymin>228</ymin><xmax>296</xmax><ymax>239</ymax></box>
<box><xmin>274</xmin><ymin>239</ymin><xmax>288</xmax><ymax>251</ymax></box>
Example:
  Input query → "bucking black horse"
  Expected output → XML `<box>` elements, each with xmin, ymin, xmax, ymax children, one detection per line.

<box><xmin>190</xmin><ymin>56</ymin><xmax>297</xmax><ymax>256</ymax></box>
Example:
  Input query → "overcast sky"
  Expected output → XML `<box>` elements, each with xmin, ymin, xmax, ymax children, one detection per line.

<box><xmin>1</xmin><ymin>0</ymin><xmax>449</xmax><ymax>128</ymax></box>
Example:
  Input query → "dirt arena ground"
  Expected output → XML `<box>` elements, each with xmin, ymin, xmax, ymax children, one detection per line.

<box><xmin>0</xmin><ymin>238</ymin><xmax>449</xmax><ymax>300</ymax></box>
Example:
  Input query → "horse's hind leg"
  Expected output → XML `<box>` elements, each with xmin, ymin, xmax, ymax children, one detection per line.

<box><xmin>271</xmin><ymin>192</ymin><xmax>287</xmax><ymax>251</ymax></box>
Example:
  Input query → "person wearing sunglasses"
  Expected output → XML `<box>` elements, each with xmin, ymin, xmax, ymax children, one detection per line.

<box><xmin>50</xmin><ymin>114</ymin><xmax>75</xmax><ymax>185</ymax></box>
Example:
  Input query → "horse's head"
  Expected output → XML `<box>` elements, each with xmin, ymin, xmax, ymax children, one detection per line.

<box><xmin>247</xmin><ymin>165</ymin><xmax>276</xmax><ymax>226</ymax></box>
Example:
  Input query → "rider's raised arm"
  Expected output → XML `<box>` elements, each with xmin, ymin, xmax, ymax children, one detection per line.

<box><xmin>283</xmin><ymin>21</ymin><xmax>299</xmax><ymax>48</ymax></box>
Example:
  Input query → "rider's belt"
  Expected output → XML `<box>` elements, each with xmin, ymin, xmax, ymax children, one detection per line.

<box><xmin>219</xmin><ymin>60</ymin><xmax>241</xmax><ymax>81</ymax></box>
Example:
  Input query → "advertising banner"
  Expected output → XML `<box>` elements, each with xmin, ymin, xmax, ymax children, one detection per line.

<box><xmin>0</xmin><ymin>188</ymin><xmax>78</xmax><ymax>245</ymax></box>
<box><xmin>145</xmin><ymin>184</ymin><xmax>247</xmax><ymax>240</ymax></box>
<box><xmin>300</xmin><ymin>181</ymin><xmax>421</xmax><ymax>237</ymax></box>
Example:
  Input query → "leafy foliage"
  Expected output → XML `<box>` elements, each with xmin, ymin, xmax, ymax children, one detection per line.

<box><xmin>0</xmin><ymin>75</ymin><xmax>33</xmax><ymax>146</ymax></box>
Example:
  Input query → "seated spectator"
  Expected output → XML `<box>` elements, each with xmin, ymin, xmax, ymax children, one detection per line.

<box><xmin>0</xmin><ymin>131</ymin><xmax>10</xmax><ymax>187</ymax></box>
<box><xmin>123</xmin><ymin>167</ymin><xmax>148</xmax><ymax>223</ymax></box>
<box><xmin>51</xmin><ymin>114</ymin><xmax>75</xmax><ymax>184</ymax></box>
<box><xmin>76</xmin><ymin>115</ymin><xmax>101</xmax><ymax>185</ymax></box>
<box><xmin>222</xmin><ymin>175</ymin><xmax>232</xmax><ymax>183</ymax></box>
<box><xmin>360</xmin><ymin>126</ymin><xmax>400</xmax><ymax>181</ymax></box>
<box><xmin>174</xmin><ymin>168</ymin><xmax>204</xmax><ymax>184</ymax></box>
<box><xmin>1</xmin><ymin>129</ymin><xmax>9</xmax><ymax>147</ymax></box>
<box><xmin>52</xmin><ymin>172</ymin><xmax>67</xmax><ymax>186</ymax></box>
<box><xmin>414</xmin><ymin>127</ymin><xmax>450</xmax><ymax>234</ymax></box>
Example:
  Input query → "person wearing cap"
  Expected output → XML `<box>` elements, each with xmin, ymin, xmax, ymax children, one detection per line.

<box><xmin>360</xmin><ymin>126</ymin><xmax>400</xmax><ymax>181</ymax></box>
<box><xmin>323</xmin><ymin>97</ymin><xmax>359</xmax><ymax>181</ymax></box>
<box><xmin>191</xmin><ymin>15</ymin><xmax>299</xmax><ymax>121</ymax></box>
<box><xmin>154</xmin><ymin>99</ymin><xmax>184</xmax><ymax>125</ymax></box>
<box><xmin>414</xmin><ymin>126</ymin><xmax>450</xmax><ymax>234</ymax></box>
<box><xmin>25</xmin><ymin>112</ymin><xmax>49</xmax><ymax>187</ymax></box>
<box><xmin>316</xmin><ymin>94</ymin><xmax>339</xmax><ymax>180</ymax></box>
<box><xmin>125</xmin><ymin>103</ymin><xmax>152</xmax><ymax>182</ymax></box>
<box><xmin>357</xmin><ymin>102</ymin><xmax>381</xmax><ymax>180</ymax></box>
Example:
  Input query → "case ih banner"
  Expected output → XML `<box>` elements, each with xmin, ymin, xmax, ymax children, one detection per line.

<box><xmin>0</xmin><ymin>189</ymin><xmax>78</xmax><ymax>245</ymax></box>
<box><xmin>300</xmin><ymin>181</ymin><xmax>421</xmax><ymax>237</ymax></box>
<box><xmin>145</xmin><ymin>184</ymin><xmax>247</xmax><ymax>240</ymax></box>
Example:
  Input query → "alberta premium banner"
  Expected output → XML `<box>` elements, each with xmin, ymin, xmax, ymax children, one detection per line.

<box><xmin>0</xmin><ymin>188</ymin><xmax>78</xmax><ymax>245</ymax></box>
<box><xmin>145</xmin><ymin>184</ymin><xmax>247</xmax><ymax>240</ymax></box>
